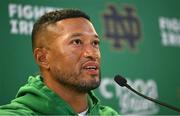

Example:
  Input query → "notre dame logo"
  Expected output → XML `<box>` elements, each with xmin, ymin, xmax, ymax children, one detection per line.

<box><xmin>103</xmin><ymin>5</ymin><xmax>141</xmax><ymax>50</ymax></box>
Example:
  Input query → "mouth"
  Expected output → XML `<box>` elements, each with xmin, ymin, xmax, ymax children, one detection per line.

<box><xmin>82</xmin><ymin>61</ymin><xmax>99</xmax><ymax>75</ymax></box>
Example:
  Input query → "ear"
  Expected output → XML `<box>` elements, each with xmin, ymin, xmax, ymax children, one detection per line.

<box><xmin>33</xmin><ymin>48</ymin><xmax>50</xmax><ymax>69</ymax></box>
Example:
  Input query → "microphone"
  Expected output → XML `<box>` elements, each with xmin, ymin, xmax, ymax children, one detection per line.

<box><xmin>114</xmin><ymin>74</ymin><xmax>180</xmax><ymax>112</ymax></box>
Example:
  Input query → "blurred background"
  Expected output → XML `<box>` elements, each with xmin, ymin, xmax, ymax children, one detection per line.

<box><xmin>0</xmin><ymin>0</ymin><xmax>180</xmax><ymax>115</ymax></box>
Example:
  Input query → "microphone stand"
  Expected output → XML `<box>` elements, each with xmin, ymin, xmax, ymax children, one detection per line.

<box><xmin>124</xmin><ymin>83</ymin><xmax>180</xmax><ymax>112</ymax></box>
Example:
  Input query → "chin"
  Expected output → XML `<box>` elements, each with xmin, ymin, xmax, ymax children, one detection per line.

<box><xmin>89</xmin><ymin>76</ymin><xmax>101</xmax><ymax>88</ymax></box>
<box><xmin>76</xmin><ymin>78</ymin><xmax>101</xmax><ymax>93</ymax></box>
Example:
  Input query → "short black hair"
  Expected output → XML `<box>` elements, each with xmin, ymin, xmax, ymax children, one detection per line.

<box><xmin>31</xmin><ymin>8</ymin><xmax>91</xmax><ymax>50</ymax></box>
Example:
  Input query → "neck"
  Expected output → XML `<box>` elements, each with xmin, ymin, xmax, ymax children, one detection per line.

<box><xmin>42</xmin><ymin>73</ymin><xmax>88</xmax><ymax>113</ymax></box>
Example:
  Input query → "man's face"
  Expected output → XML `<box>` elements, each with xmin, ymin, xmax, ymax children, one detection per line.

<box><xmin>46</xmin><ymin>17</ymin><xmax>101</xmax><ymax>93</ymax></box>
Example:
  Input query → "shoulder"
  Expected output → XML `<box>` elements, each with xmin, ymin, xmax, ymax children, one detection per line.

<box><xmin>0</xmin><ymin>102</ymin><xmax>36</xmax><ymax>115</ymax></box>
<box><xmin>99</xmin><ymin>105</ymin><xmax>120</xmax><ymax>116</ymax></box>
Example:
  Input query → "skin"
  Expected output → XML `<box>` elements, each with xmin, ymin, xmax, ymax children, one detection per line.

<box><xmin>33</xmin><ymin>17</ymin><xmax>101</xmax><ymax>113</ymax></box>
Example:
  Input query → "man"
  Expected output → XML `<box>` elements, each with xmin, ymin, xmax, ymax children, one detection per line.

<box><xmin>0</xmin><ymin>9</ymin><xmax>119</xmax><ymax>115</ymax></box>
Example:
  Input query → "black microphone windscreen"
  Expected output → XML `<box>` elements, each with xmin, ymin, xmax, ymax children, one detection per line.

<box><xmin>114</xmin><ymin>74</ymin><xmax>180</xmax><ymax>112</ymax></box>
<box><xmin>114</xmin><ymin>75</ymin><xmax>127</xmax><ymax>87</ymax></box>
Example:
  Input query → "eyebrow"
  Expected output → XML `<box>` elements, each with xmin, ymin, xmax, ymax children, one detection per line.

<box><xmin>69</xmin><ymin>33</ymin><xmax>99</xmax><ymax>39</ymax></box>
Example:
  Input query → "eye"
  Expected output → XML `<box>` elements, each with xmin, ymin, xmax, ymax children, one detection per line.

<box><xmin>92</xmin><ymin>40</ymin><xmax>100</xmax><ymax>48</ymax></box>
<box><xmin>72</xmin><ymin>39</ymin><xmax>82</xmax><ymax>45</ymax></box>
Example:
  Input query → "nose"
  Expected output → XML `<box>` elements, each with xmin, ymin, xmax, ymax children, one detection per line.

<box><xmin>82</xmin><ymin>44</ymin><xmax>100</xmax><ymax>60</ymax></box>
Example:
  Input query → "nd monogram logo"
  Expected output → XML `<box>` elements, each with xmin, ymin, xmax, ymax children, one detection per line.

<box><xmin>103</xmin><ymin>5</ymin><xmax>141</xmax><ymax>50</ymax></box>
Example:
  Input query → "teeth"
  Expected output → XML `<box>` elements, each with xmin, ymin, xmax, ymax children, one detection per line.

<box><xmin>85</xmin><ymin>66</ymin><xmax>96</xmax><ymax>69</ymax></box>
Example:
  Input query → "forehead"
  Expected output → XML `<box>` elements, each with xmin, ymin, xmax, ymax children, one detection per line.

<box><xmin>55</xmin><ymin>17</ymin><xmax>97</xmax><ymax>35</ymax></box>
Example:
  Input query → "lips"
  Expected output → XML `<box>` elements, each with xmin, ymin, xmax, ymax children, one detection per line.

<box><xmin>82</xmin><ymin>61</ymin><xmax>99</xmax><ymax>75</ymax></box>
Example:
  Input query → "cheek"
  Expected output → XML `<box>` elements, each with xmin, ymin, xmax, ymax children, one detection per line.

<box><xmin>52</xmin><ymin>52</ymin><xmax>80</xmax><ymax>71</ymax></box>
<box><xmin>48</xmin><ymin>45</ymin><xmax>82</xmax><ymax>72</ymax></box>
<box><xmin>64</xmin><ymin>46</ymin><xmax>82</xmax><ymax>61</ymax></box>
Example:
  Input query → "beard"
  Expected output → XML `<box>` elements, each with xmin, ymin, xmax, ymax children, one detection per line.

<box><xmin>51</xmin><ymin>68</ymin><xmax>101</xmax><ymax>93</ymax></box>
